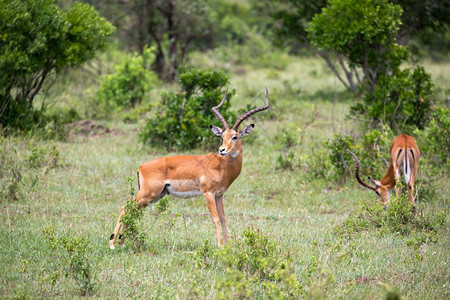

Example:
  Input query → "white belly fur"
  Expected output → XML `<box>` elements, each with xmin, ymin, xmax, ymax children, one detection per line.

<box><xmin>165</xmin><ymin>179</ymin><xmax>203</xmax><ymax>199</ymax></box>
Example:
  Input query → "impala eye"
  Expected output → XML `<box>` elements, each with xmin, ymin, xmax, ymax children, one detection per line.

<box><xmin>232</xmin><ymin>136</ymin><xmax>238</xmax><ymax>141</ymax></box>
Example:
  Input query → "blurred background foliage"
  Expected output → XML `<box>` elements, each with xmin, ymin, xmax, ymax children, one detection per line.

<box><xmin>0</xmin><ymin>0</ymin><xmax>449</xmax><ymax>163</ymax></box>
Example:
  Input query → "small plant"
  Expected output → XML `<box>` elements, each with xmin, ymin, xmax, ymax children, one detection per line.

<box><xmin>193</xmin><ymin>227</ymin><xmax>303</xmax><ymax>298</ymax></box>
<box><xmin>156</xmin><ymin>197</ymin><xmax>169</xmax><ymax>214</ymax></box>
<box><xmin>336</xmin><ymin>195</ymin><xmax>443</xmax><ymax>247</ymax></box>
<box><xmin>26</xmin><ymin>143</ymin><xmax>60</xmax><ymax>170</ymax></box>
<box><xmin>42</xmin><ymin>227</ymin><xmax>95</xmax><ymax>296</ymax></box>
<box><xmin>194</xmin><ymin>239</ymin><xmax>215</xmax><ymax>268</ymax></box>
<box><xmin>276</xmin><ymin>129</ymin><xmax>300</xmax><ymax>170</ymax></box>
<box><xmin>121</xmin><ymin>176</ymin><xmax>147</xmax><ymax>251</ymax></box>
<box><xmin>121</xmin><ymin>198</ymin><xmax>147</xmax><ymax>250</ymax></box>
<box><xmin>326</xmin><ymin>134</ymin><xmax>354</xmax><ymax>176</ymax></box>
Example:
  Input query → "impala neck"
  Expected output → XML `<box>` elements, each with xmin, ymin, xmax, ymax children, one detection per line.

<box><xmin>380</xmin><ymin>163</ymin><xmax>396</xmax><ymax>189</ymax></box>
<box><xmin>220</xmin><ymin>144</ymin><xmax>243</xmax><ymax>187</ymax></box>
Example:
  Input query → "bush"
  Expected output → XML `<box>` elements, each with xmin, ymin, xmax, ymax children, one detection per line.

<box><xmin>326</xmin><ymin>128</ymin><xmax>393</xmax><ymax>179</ymax></box>
<box><xmin>140</xmin><ymin>68</ymin><xmax>236</xmax><ymax>150</ymax></box>
<box><xmin>308</xmin><ymin>0</ymin><xmax>407</xmax><ymax>92</ymax></box>
<box><xmin>351</xmin><ymin>66</ymin><xmax>435</xmax><ymax>132</ymax></box>
<box><xmin>414</xmin><ymin>107</ymin><xmax>450</xmax><ymax>169</ymax></box>
<box><xmin>192</xmin><ymin>227</ymin><xmax>303</xmax><ymax>299</ymax></box>
<box><xmin>326</xmin><ymin>134</ymin><xmax>355</xmax><ymax>176</ymax></box>
<box><xmin>93</xmin><ymin>47</ymin><xmax>158</xmax><ymax>117</ymax></box>
<box><xmin>121</xmin><ymin>176</ymin><xmax>148</xmax><ymax>252</ymax></box>
<box><xmin>336</xmin><ymin>195</ymin><xmax>443</xmax><ymax>247</ymax></box>
<box><xmin>0</xmin><ymin>0</ymin><xmax>114</xmax><ymax>131</ymax></box>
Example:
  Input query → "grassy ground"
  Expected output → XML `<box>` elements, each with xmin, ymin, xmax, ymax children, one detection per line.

<box><xmin>0</xmin><ymin>55</ymin><xmax>448</xmax><ymax>299</ymax></box>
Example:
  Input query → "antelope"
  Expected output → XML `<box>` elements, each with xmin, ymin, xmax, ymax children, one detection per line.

<box><xmin>109</xmin><ymin>88</ymin><xmax>269</xmax><ymax>249</ymax></box>
<box><xmin>348</xmin><ymin>135</ymin><xmax>420</xmax><ymax>207</ymax></box>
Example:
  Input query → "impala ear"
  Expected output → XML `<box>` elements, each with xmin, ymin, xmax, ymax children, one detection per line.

<box><xmin>239</xmin><ymin>124</ymin><xmax>254</xmax><ymax>138</ymax></box>
<box><xmin>210</xmin><ymin>125</ymin><xmax>223</xmax><ymax>137</ymax></box>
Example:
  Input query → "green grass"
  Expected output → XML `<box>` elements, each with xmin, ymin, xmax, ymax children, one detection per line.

<box><xmin>1</xmin><ymin>55</ymin><xmax>448</xmax><ymax>299</ymax></box>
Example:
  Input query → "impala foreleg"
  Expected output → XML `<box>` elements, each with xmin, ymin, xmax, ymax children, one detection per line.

<box><xmin>215</xmin><ymin>193</ymin><xmax>229</xmax><ymax>245</ymax></box>
<box><xmin>204</xmin><ymin>192</ymin><xmax>223</xmax><ymax>247</ymax></box>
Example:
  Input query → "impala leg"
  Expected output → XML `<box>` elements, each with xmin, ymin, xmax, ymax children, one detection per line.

<box><xmin>408</xmin><ymin>170</ymin><xmax>417</xmax><ymax>208</ymax></box>
<box><xmin>109</xmin><ymin>183</ymin><xmax>162</xmax><ymax>250</ymax></box>
<box><xmin>215</xmin><ymin>194</ymin><xmax>229</xmax><ymax>245</ymax></box>
<box><xmin>117</xmin><ymin>195</ymin><xmax>154</xmax><ymax>247</ymax></box>
<box><xmin>110</xmin><ymin>205</ymin><xmax>126</xmax><ymax>250</ymax></box>
<box><xmin>204</xmin><ymin>192</ymin><xmax>223</xmax><ymax>247</ymax></box>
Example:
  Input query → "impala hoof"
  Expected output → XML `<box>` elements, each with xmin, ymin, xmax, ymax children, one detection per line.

<box><xmin>110</xmin><ymin>244</ymin><xmax>115</xmax><ymax>250</ymax></box>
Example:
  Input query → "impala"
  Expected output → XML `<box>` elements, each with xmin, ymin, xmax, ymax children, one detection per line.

<box><xmin>348</xmin><ymin>135</ymin><xmax>420</xmax><ymax>207</ymax></box>
<box><xmin>109</xmin><ymin>88</ymin><xmax>269</xmax><ymax>249</ymax></box>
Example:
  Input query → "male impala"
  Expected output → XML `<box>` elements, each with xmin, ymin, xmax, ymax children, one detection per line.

<box><xmin>348</xmin><ymin>135</ymin><xmax>420</xmax><ymax>207</ymax></box>
<box><xmin>110</xmin><ymin>88</ymin><xmax>269</xmax><ymax>249</ymax></box>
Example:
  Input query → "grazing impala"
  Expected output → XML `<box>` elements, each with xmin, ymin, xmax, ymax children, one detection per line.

<box><xmin>110</xmin><ymin>88</ymin><xmax>269</xmax><ymax>249</ymax></box>
<box><xmin>348</xmin><ymin>135</ymin><xmax>420</xmax><ymax>207</ymax></box>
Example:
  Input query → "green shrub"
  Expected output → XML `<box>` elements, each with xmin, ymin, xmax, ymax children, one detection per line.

<box><xmin>414</xmin><ymin>106</ymin><xmax>449</xmax><ymax>169</ymax></box>
<box><xmin>410</xmin><ymin>106</ymin><xmax>449</xmax><ymax>203</ymax></box>
<box><xmin>0</xmin><ymin>0</ymin><xmax>114</xmax><ymax>131</ymax></box>
<box><xmin>93</xmin><ymin>47</ymin><xmax>158</xmax><ymax>117</ymax></box>
<box><xmin>156</xmin><ymin>197</ymin><xmax>170</xmax><ymax>214</ymax></box>
<box><xmin>42</xmin><ymin>227</ymin><xmax>95</xmax><ymax>296</ymax></box>
<box><xmin>276</xmin><ymin>129</ymin><xmax>301</xmax><ymax>170</ymax></box>
<box><xmin>308</xmin><ymin>0</ymin><xmax>407</xmax><ymax>92</ymax></box>
<box><xmin>326</xmin><ymin>134</ymin><xmax>355</xmax><ymax>176</ymax></box>
<box><xmin>336</xmin><ymin>195</ymin><xmax>443</xmax><ymax>247</ymax></box>
<box><xmin>326</xmin><ymin>128</ymin><xmax>393</xmax><ymax>179</ymax></box>
<box><xmin>121</xmin><ymin>176</ymin><xmax>148</xmax><ymax>251</ymax></box>
<box><xmin>140</xmin><ymin>68</ymin><xmax>236</xmax><ymax>150</ymax></box>
<box><xmin>351</xmin><ymin>66</ymin><xmax>435</xmax><ymax>132</ymax></box>
<box><xmin>193</xmin><ymin>227</ymin><xmax>303</xmax><ymax>298</ymax></box>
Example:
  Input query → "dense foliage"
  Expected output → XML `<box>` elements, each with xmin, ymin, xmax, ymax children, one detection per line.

<box><xmin>308</xmin><ymin>0</ymin><xmax>407</xmax><ymax>91</ymax></box>
<box><xmin>0</xmin><ymin>0</ymin><xmax>114</xmax><ymax>132</ymax></box>
<box><xmin>308</xmin><ymin>0</ymin><xmax>437</xmax><ymax>133</ymax></box>
<box><xmin>140</xmin><ymin>68</ymin><xmax>236</xmax><ymax>150</ymax></box>
<box><xmin>351</xmin><ymin>66</ymin><xmax>435</xmax><ymax>131</ymax></box>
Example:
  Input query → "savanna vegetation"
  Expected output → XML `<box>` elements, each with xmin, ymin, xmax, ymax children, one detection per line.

<box><xmin>1</xmin><ymin>0</ymin><xmax>448</xmax><ymax>298</ymax></box>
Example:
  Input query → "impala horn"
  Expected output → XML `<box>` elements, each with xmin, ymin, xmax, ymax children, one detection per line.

<box><xmin>212</xmin><ymin>88</ymin><xmax>230</xmax><ymax>129</ymax></box>
<box><xmin>381</xmin><ymin>157</ymin><xmax>389</xmax><ymax>168</ymax></box>
<box><xmin>232</xmin><ymin>87</ymin><xmax>269</xmax><ymax>131</ymax></box>
<box><xmin>347</xmin><ymin>150</ymin><xmax>377</xmax><ymax>191</ymax></box>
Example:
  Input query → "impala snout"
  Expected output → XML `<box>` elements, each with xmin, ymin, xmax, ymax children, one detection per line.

<box><xmin>219</xmin><ymin>147</ymin><xmax>227</xmax><ymax>156</ymax></box>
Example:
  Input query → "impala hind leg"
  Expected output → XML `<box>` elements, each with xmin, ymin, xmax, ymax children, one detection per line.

<box><xmin>109</xmin><ymin>185</ymin><xmax>166</xmax><ymax>250</ymax></box>
<box><xmin>215</xmin><ymin>194</ymin><xmax>229</xmax><ymax>245</ymax></box>
<box><xmin>408</xmin><ymin>168</ymin><xmax>418</xmax><ymax>208</ymax></box>
<box><xmin>204</xmin><ymin>192</ymin><xmax>223</xmax><ymax>247</ymax></box>
<box><xmin>110</xmin><ymin>204</ymin><xmax>126</xmax><ymax>249</ymax></box>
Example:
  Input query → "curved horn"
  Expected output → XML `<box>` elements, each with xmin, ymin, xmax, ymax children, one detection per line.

<box><xmin>232</xmin><ymin>87</ymin><xmax>269</xmax><ymax>131</ymax></box>
<box><xmin>211</xmin><ymin>88</ymin><xmax>229</xmax><ymax>129</ymax></box>
<box><xmin>347</xmin><ymin>150</ymin><xmax>377</xmax><ymax>191</ymax></box>
<box><xmin>381</xmin><ymin>157</ymin><xmax>389</xmax><ymax>168</ymax></box>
